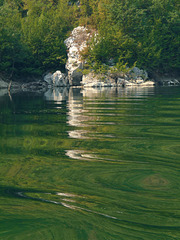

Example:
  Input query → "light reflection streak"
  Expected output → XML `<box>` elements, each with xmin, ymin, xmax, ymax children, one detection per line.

<box><xmin>65</xmin><ymin>150</ymin><xmax>137</xmax><ymax>163</ymax></box>
<box><xmin>68</xmin><ymin>130</ymin><xmax>90</xmax><ymax>139</ymax></box>
<box><xmin>15</xmin><ymin>191</ymin><xmax>118</xmax><ymax>220</ymax></box>
<box><xmin>44</xmin><ymin>87</ymin><xmax>155</xmax><ymax>161</ymax></box>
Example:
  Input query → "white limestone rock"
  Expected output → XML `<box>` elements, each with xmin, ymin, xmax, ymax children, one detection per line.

<box><xmin>141</xmin><ymin>81</ymin><xmax>155</xmax><ymax>86</ymax></box>
<box><xmin>52</xmin><ymin>71</ymin><xmax>68</xmax><ymax>87</ymax></box>
<box><xmin>64</xmin><ymin>26</ymin><xmax>154</xmax><ymax>87</ymax></box>
<box><xmin>125</xmin><ymin>80</ymin><xmax>155</xmax><ymax>87</ymax></box>
<box><xmin>44</xmin><ymin>71</ymin><xmax>69</xmax><ymax>87</ymax></box>
<box><xmin>125</xmin><ymin>82</ymin><xmax>136</xmax><ymax>87</ymax></box>
<box><xmin>64</xmin><ymin>26</ymin><xmax>92</xmax><ymax>86</ymax></box>
<box><xmin>136</xmin><ymin>78</ymin><xmax>144</xmax><ymax>84</ymax></box>
<box><xmin>117</xmin><ymin>78</ymin><xmax>128</xmax><ymax>86</ymax></box>
<box><xmin>82</xmin><ymin>72</ymin><xmax>116</xmax><ymax>88</ymax></box>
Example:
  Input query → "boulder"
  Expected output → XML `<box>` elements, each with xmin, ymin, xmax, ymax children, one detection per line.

<box><xmin>44</xmin><ymin>73</ymin><xmax>53</xmax><ymax>85</ymax></box>
<box><xmin>128</xmin><ymin>67</ymin><xmax>148</xmax><ymax>80</ymax></box>
<box><xmin>44</xmin><ymin>71</ymin><xmax>69</xmax><ymax>87</ymax></box>
<box><xmin>52</xmin><ymin>71</ymin><xmax>68</xmax><ymax>87</ymax></box>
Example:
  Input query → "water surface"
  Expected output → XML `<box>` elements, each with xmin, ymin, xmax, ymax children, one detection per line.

<box><xmin>0</xmin><ymin>86</ymin><xmax>180</xmax><ymax>239</ymax></box>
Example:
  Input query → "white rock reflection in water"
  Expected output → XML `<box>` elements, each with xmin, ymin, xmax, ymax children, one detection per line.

<box><xmin>81</xmin><ymin>86</ymin><xmax>155</xmax><ymax>99</ymax></box>
<box><xmin>44</xmin><ymin>87</ymin><xmax>155</xmax><ymax>160</ymax></box>
<box><xmin>67</xmin><ymin>88</ymin><xmax>93</xmax><ymax>128</ymax></box>
<box><xmin>82</xmin><ymin>87</ymin><xmax>117</xmax><ymax>99</ymax></box>
<box><xmin>67</xmin><ymin>87</ymin><xmax>155</xmax><ymax>140</ymax></box>
<box><xmin>68</xmin><ymin>129</ymin><xmax>90</xmax><ymax>139</ymax></box>
<box><xmin>0</xmin><ymin>89</ymin><xmax>8</xmax><ymax>98</ymax></box>
<box><xmin>56</xmin><ymin>192</ymin><xmax>78</xmax><ymax>198</ymax></box>
<box><xmin>44</xmin><ymin>88</ymin><xmax>69</xmax><ymax>103</ymax></box>
<box><xmin>66</xmin><ymin>149</ymin><xmax>127</xmax><ymax>163</ymax></box>
<box><xmin>121</xmin><ymin>86</ymin><xmax>155</xmax><ymax>97</ymax></box>
<box><xmin>66</xmin><ymin>150</ymin><xmax>98</xmax><ymax>161</ymax></box>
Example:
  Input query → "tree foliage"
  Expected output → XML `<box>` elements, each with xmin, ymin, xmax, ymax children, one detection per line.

<box><xmin>0</xmin><ymin>0</ymin><xmax>76</xmax><ymax>79</ymax></box>
<box><xmin>82</xmin><ymin>0</ymin><xmax>180</xmax><ymax>74</ymax></box>
<box><xmin>0</xmin><ymin>0</ymin><xmax>179</xmax><ymax>79</ymax></box>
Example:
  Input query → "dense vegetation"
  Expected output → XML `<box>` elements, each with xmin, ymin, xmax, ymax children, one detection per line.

<box><xmin>0</xmin><ymin>0</ymin><xmax>179</xmax><ymax>79</ymax></box>
<box><xmin>80</xmin><ymin>0</ymin><xmax>180</xmax><ymax>75</ymax></box>
<box><xmin>0</xmin><ymin>0</ymin><xmax>76</xmax><ymax>79</ymax></box>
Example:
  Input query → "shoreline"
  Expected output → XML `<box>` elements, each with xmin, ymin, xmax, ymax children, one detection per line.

<box><xmin>1</xmin><ymin>82</ymin><xmax>180</xmax><ymax>99</ymax></box>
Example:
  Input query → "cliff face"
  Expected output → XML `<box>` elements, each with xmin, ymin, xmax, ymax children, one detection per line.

<box><xmin>64</xmin><ymin>26</ymin><xmax>91</xmax><ymax>86</ymax></box>
<box><xmin>44</xmin><ymin>26</ymin><xmax>92</xmax><ymax>87</ymax></box>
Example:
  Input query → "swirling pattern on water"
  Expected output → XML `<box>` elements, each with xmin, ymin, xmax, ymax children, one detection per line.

<box><xmin>0</xmin><ymin>86</ymin><xmax>180</xmax><ymax>240</ymax></box>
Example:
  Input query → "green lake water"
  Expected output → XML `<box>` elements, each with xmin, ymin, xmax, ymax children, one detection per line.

<box><xmin>0</xmin><ymin>86</ymin><xmax>180</xmax><ymax>240</ymax></box>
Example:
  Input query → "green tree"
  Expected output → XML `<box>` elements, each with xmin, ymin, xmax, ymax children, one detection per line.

<box><xmin>0</xmin><ymin>2</ymin><xmax>30</xmax><ymax>77</ymax></box>
<box><xmin>83</xmin><ymin>0</ymin><xmax>179</xmax><ymax>74</ymax></box>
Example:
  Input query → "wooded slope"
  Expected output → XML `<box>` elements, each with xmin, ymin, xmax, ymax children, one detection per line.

<box><xmin>0</xmin><ymin>0</ymin><xmax>179</xmax><ymax>79</ymax></box>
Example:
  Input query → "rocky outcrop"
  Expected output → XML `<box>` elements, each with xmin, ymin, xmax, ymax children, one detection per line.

<box><xmin>45</xmin><ymin>26</ymin><xmax>180</xmax><ymax>88</ymax></box>
<box><xmin>150</xmin><ymin>72</ymin><xmax>180</xmax><ymax>86</ymax></box>
<box><xmin>44</xmin><ymin>71</ymin><xmax>69</xmax><ymax>87</ymax></box>
<box><xmin>63</xmin><ymin>26</ymin><xmax>155</xmax><ymax>88</ymax></box>
<box><xmin>44</xmin><ymin>25</ymin><xmax>91</xmax><ymax>88</ymax></box>
<box><xmin>157</xmin><ymin>77</ymin><xmax>180</xmax><ymax>86</ymax></box>
<box><xmin>116</xmin><ymin>78</ymin><xmax>155</xmax><ymax>87</ymax></box>
<box><xmin>128</xmin><ymin>67</ymin><xmax>148</xmax><ymax>81</ymax></box>
<box><xmin>82</xmin><ymin>72</ymin><xmax>116</xmax><ymax>87</ymax></box>
<box><xmin>82</xmin><ymin>69</ymin><xmax>154</xmax><ymax>88</ymax></box>
<box><xmin>64</xmin><ymin>26</ymin><xmax>92</xmax><ymax>86</ymax></box>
